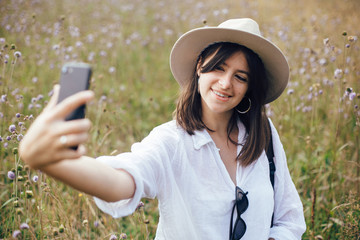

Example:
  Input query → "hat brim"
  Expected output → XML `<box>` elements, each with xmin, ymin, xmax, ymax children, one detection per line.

<box><xmin>170</xmin><ymin>27</ymin><xmax>289</xmax><ymax>103</ymax></box>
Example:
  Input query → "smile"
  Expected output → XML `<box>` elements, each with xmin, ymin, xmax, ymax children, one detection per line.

<box><xmin>212</xmin><ymin>89</ymin><xmax>231</xmax><ymax>98</ymax></box>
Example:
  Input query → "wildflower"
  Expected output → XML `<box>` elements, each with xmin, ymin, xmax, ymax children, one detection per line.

<box><xmin>20</xmin><ymin>223</ymin><xmax>29</xmax><ymax>229</ymax></box>
<box><xmin>334</xmin><ymin>69</ymin><xmax>343</xmax><ymax>79</ymax></box>
<box><xmin>109</xmin><ymin>66</ymin><xmax>116</xmax><ymax>74</ymax></box>
<box><xmin>32</xmin><ymin>175</ymin><xmax>39</xmax><ymax>182</ymax></box>
<box><xmin>18</xmin><ymin>122</ymin><xmax>24</xmax><ymax>127</ymax></box>
<box><xmin>32</xmin><ymin>77</ymin><xmax>38</xmax><ymax>83</ymax></box>
<box><xmin>6</xmin><ymin>136</ymin><xmax>11</xmax><ymax>141</ymax></box>
<box><xmin>9</xmin><ymin>124</ymin><xmax>16</xmax><ymax>133</ymax></box>
<box><xmin>94</xmin><ymin>221</ymin><xmax>99</xmax><ymax>228</ymax></box>
<box><xmin>287</xmin><ymin>89</ymin><xmax>294</xmax><ymax>95</ymax></box>
<box><xmin>12</xmin><ymin>230</ymin><xmax>21</xmax><ymax>238</ymax></box>
<box><xmin>7</xmin><ymin>171</ymin><xmax>15</xmax><ymax>180</ymax></box>
<box><xmin>319</xmin><ymin>58</ymin><xmax>327</xmax><ymax>66</ymax></box>
<box><xmin>109</xmin><ymin>234</ymin><xmax>118</xmax><ymax>240</ymax></box>
<box><xmin>1</xmin><ymin>94</ymin><xmax>7</xmax><ymax>102</ymax></box>
<box><xmin>0</xmin><ymin>136</ymin><xmax>2</xmax><ymax>141</ymax></box>
<box><xmin>17</xmin><ymin>134</ymin><xmax>23</xmax><ymax>141</ymax></box>
<box><xmin>14</xmin><ymin>51</ymin><xmax>22</xmax><ymax>58</ymax></box>
<box><xmin>348</xmin><ymin>36</ymin><xmax>357</xmax><ymax>42</ymax></box>
<box><xmin>0</xmin><ymin>37</ymin><xmax>5</xmax><ymax>44</ymax></box>
<box><xmin>15</xmin><ymin>113</ymin><xmax>20</xmax><ymax>118</ymax></box>
<box><xmin>120</xmin><ymin>233</ymin><xmax>127</xmax><ymax>239</ymax></box>
<box><xmin>349</xmin><ymin>92</ymin><xmax>356</xmax><ymax>101</ymax></box>
<box><xmin>345</xmin><ymin>44</ymin><xmax>350</xmax><ymax>48</ymax></box>
<box><xmin>37</xmin><ymin>94</ymin><xmax>44</xmax><ymax>101</ymax></box>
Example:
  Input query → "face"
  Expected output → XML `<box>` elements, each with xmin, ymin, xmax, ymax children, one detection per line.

<box><xmin>197</xmin><ymin>50</ymin><xmax>249</xmax><ymax>118</ymax></box>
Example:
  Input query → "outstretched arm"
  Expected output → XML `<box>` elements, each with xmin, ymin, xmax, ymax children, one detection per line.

<box><xmin>19</xmin><ymin>85</ymin><xmax>135</xmax><ymax>202</ymax></box>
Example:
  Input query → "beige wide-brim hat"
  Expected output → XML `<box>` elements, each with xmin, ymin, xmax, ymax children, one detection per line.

<box><xmin>170</xmin><ymin>18</ymin><xmax>289</xmax><ymax>104</ymax></box>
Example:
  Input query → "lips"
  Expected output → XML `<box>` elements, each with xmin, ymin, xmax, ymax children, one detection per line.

<box><xmin>212</xmin><ymin>89</ymin><xmax>231</xmax><ymax>98</ymax></box>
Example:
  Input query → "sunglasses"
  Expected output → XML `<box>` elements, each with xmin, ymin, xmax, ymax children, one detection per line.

<box><xmin>229</xmin><ymin>186</ymin><xmax>249</xmax><ymax>240</ymax></box>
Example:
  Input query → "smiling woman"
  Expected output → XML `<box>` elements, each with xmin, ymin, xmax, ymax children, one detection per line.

<box><xmin>19</xmin><ymin>18</ymin><xmax>306</xmax><ymax>240</ymax></box>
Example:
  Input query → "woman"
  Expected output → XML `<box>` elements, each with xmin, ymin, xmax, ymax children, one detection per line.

<box><xmin>20</xmin><ymin>18</ymin><xmax>306</xmax><ymax>239</ymax></box>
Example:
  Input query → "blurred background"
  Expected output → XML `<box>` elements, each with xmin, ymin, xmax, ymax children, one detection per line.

<box><xmin>0</xmin><ymin>0</ymin><xmax>359</xmax><ymax>239</ymax></box>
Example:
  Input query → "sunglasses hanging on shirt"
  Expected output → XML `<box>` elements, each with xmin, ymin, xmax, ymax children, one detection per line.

<box><xmin>229</xmin><ymin>186</ymin><xmax>249</xmax><ymax>240</ymax></box>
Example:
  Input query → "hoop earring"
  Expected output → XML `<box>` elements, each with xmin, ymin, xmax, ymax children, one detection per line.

<box><xmin>236</xmin><ymin>97</ymin><xmax>251</xmax><ymax>114</ymax></box>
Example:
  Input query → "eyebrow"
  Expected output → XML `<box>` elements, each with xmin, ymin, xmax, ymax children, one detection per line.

<box><xmin>222</xmin><ymin>62</ymin><xmax>250</xmax><ymax>76</ymax></box>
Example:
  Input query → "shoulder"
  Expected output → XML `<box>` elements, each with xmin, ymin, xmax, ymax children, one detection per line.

<box><xmin>142</xmin><ymin>120</ymin><xmax>184</xmax><ymax>146</ymax></box>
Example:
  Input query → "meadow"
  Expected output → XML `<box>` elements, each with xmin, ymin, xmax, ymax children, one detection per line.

<box><xmin>0</xmin><ymin>0</ymin><xmax>359</xmax><ymax>239</ymax></box>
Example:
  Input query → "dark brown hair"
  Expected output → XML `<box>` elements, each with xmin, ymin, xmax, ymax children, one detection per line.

<box><xmin>175</xmin><ymin>42</ymin><xmax>271</xmax><ymax>166</ymax></box>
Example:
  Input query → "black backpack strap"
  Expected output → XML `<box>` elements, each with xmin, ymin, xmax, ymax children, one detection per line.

<box><xmin>266</xmin><ymin>119</ymin><xmax>276</xmax><ymax>227</ymax></box>
<box><xmin>266</xmin><ymin>124</ymin><xmax>275</xmax><ymax>189</ymax></box>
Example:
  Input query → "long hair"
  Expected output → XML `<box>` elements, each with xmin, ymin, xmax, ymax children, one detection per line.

<box><xmin>175</xmin><ymin>42</ymin><xmax>271</xmax><ymax>166</ymax></box>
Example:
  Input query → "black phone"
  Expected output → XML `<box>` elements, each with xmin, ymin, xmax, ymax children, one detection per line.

<box><xmin>57</xmin><ymin>62</ymin><xmax>92</xmax><ymax>121</ymax></box>
<box><xmin>57</xmin><ymin>62</ymin><xmax>92</xmax><ymax>150</ymax></box>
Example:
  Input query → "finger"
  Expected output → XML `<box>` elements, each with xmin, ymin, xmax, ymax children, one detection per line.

<box><xmin>53</xmin><ymin>118</ymin><xmax>92</xmax><ymax>136</ymax></box>
<box><xmin>52</xmin><ymin>90</ymin><xmax>94</xmax><ymax>120</ymax></box>
<box><xmin>44</xmin><ymin>85</ymin><xmax>60</xmax><ymax>112</ymax></box>
<box><xmin>57</xmin><ymin>133</ymin><xmax>89</xmax><ymax>149</ymax></box>
<box><xmin>53</xmin><ymin>148</ymin><xmax>84</xmax><ymax>161</ymax></box>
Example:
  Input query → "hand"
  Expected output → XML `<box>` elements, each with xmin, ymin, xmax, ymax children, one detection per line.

<box><xmin>19</xmin><ymin>85</ymin><xmax>94</xmax><ymax>169</ymax></box>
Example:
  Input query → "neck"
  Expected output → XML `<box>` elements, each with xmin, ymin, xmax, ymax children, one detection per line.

<box><xmin>202</xmin><ymin>110</ymin><xmax>234</xmax><ymax>136</ymax></box>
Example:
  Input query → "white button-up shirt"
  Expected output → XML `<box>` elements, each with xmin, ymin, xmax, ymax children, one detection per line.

<box><xmin>94</xmin><ymin>119</ymin><xmax>306</xmax><ymax>239</ymax></box>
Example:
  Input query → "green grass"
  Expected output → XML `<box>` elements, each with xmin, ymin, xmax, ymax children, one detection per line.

<box><xmin>0</xmin><ymin>0</ymin><xmax>359</xmax><ymax>239</ymax></box>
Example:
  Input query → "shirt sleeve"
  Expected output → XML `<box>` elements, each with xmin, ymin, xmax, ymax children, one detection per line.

<box><xmin>268</xmin><ymin>119</ymin><xmax>307</xmax><ymax>239</ymax></box>
<box><xmin>93</xmin><ymin>122</ymin><xmax>178</xmax><ymax>218</ymax></box>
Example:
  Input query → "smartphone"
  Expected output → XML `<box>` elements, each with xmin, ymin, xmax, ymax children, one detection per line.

<box><xmin>57</xmin><ymin>62</ymin><xmax>92</xmax><ymax>121</ymax></box>
<box><xmin>57</xmin><ymin>62</ymin><xmax>92</xmax><ymax>149</ymax></box>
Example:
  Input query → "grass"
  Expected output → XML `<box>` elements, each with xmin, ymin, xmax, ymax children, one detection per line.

<box><xmin>0</xmin><ymin>0</ymin><xmax>359</xmax><ymax>239</ymax></box>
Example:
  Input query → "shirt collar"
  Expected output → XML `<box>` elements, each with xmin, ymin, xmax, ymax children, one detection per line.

<box><xmin>192</xmin><ymin>128</ymin><xmax>213</xmax><ymax>150</ymax></box>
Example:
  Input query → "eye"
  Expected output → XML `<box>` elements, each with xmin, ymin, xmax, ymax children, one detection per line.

<box><xmin>214</xmin><ymin>65</ymin><xmax>224</xmax><ymax>71</ymax></box>
<box><xmin>235</xmin><ymin>74</ymin><xmax>248</xmax><ymax>82</ymax></box>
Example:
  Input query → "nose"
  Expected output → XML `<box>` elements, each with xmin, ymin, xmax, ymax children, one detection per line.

<box><xmin>218</xmin><ymin>73</ymin><xmax>232</xmax><ymax>89</ymax></box>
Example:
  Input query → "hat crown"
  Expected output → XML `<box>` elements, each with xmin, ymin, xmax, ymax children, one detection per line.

<box><xmin>218</xmin><ymin>18</ymin><xmax>261</xmax><ymax>37</ymax></box>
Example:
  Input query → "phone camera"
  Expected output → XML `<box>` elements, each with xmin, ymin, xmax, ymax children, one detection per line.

<box><xmin>61</xmin><ymin>66</ymin><xmax>73</xmax><ymax>74</ymax></box>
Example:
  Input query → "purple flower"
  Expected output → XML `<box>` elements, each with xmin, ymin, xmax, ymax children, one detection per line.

<box><xmin>349</xmin><ymin>92</ymin><xmax>356</xmax><ymax>101</ymax></box>
<box><xmin>8</xmin><ymin>171</ymin><xmax>15</xmax><ymax>180</ymax></box>
<box><xmin>109</xmin><ymin>234</ymin><xmax>117</xmax><ymax>240</ymax></box>
<box><xmin>334</xmin><ymin>69</ymin><xmax>343</xmax><ymax>79</ymax></box>
<box><xmin>1</xmin><ymin>94</ymin><xmax>7</xmax><ymax>102</ymax></box>
<box><xmin>20</xmin><ymin>223</ymin><xmax>29</xmax><ymax>229</ymax></box>
<box><xmin>287</xmin><ymin>89</ymin><xmax>294</xmax><ymax>95</ymax></box>
<box><xmin>6</xmin><ymin>136</ymin><xmax>11</xmax><ymax>141</ymax></box>
<box><xmin>12</xmin><ymin>230</ymin><xmax>21</xmax><ymax>238</ymax></box>
<box><xmin>120</xmin><ymin>233</ymin><xmax>127</xmax><ymax>239</ymax></box>
<box><xmin>94</xmin><ymin>221</ymin><xmax>99</xmax><ymax>228</ymax></box>
<box><xmin>0</xmin><ymin>136</ymin><xmax>2</xmax><ymax>141</ymax></box>
<box><xmin>9</xmin><ymin>124</ymin><xmax>16</xmax><ymax>133</ymax></box>
<box><xmin>17</xmin><ymin>134</ymin><xmax>23</xmax><ymax>142</ymax></box>
<box><xmin>15</xmin><ymin>113</ymin><xmax>20</xmax><ymax>118</ymax></box>
<box><xmin>32</xmin><ymin>175</ymin><xmax>39</xmax><ymax>182</ymax></box>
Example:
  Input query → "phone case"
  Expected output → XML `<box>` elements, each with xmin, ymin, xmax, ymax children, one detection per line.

<box><xmin>58</xmin><ymin>62</ymin><xmax>92</xmax><ymax>121</ymax></box>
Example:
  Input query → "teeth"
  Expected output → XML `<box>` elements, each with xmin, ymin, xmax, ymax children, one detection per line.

<box><xmin>213</xmin><ymin>90</ymin><xmax>229</xmax><ymax>98</ymax></box>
